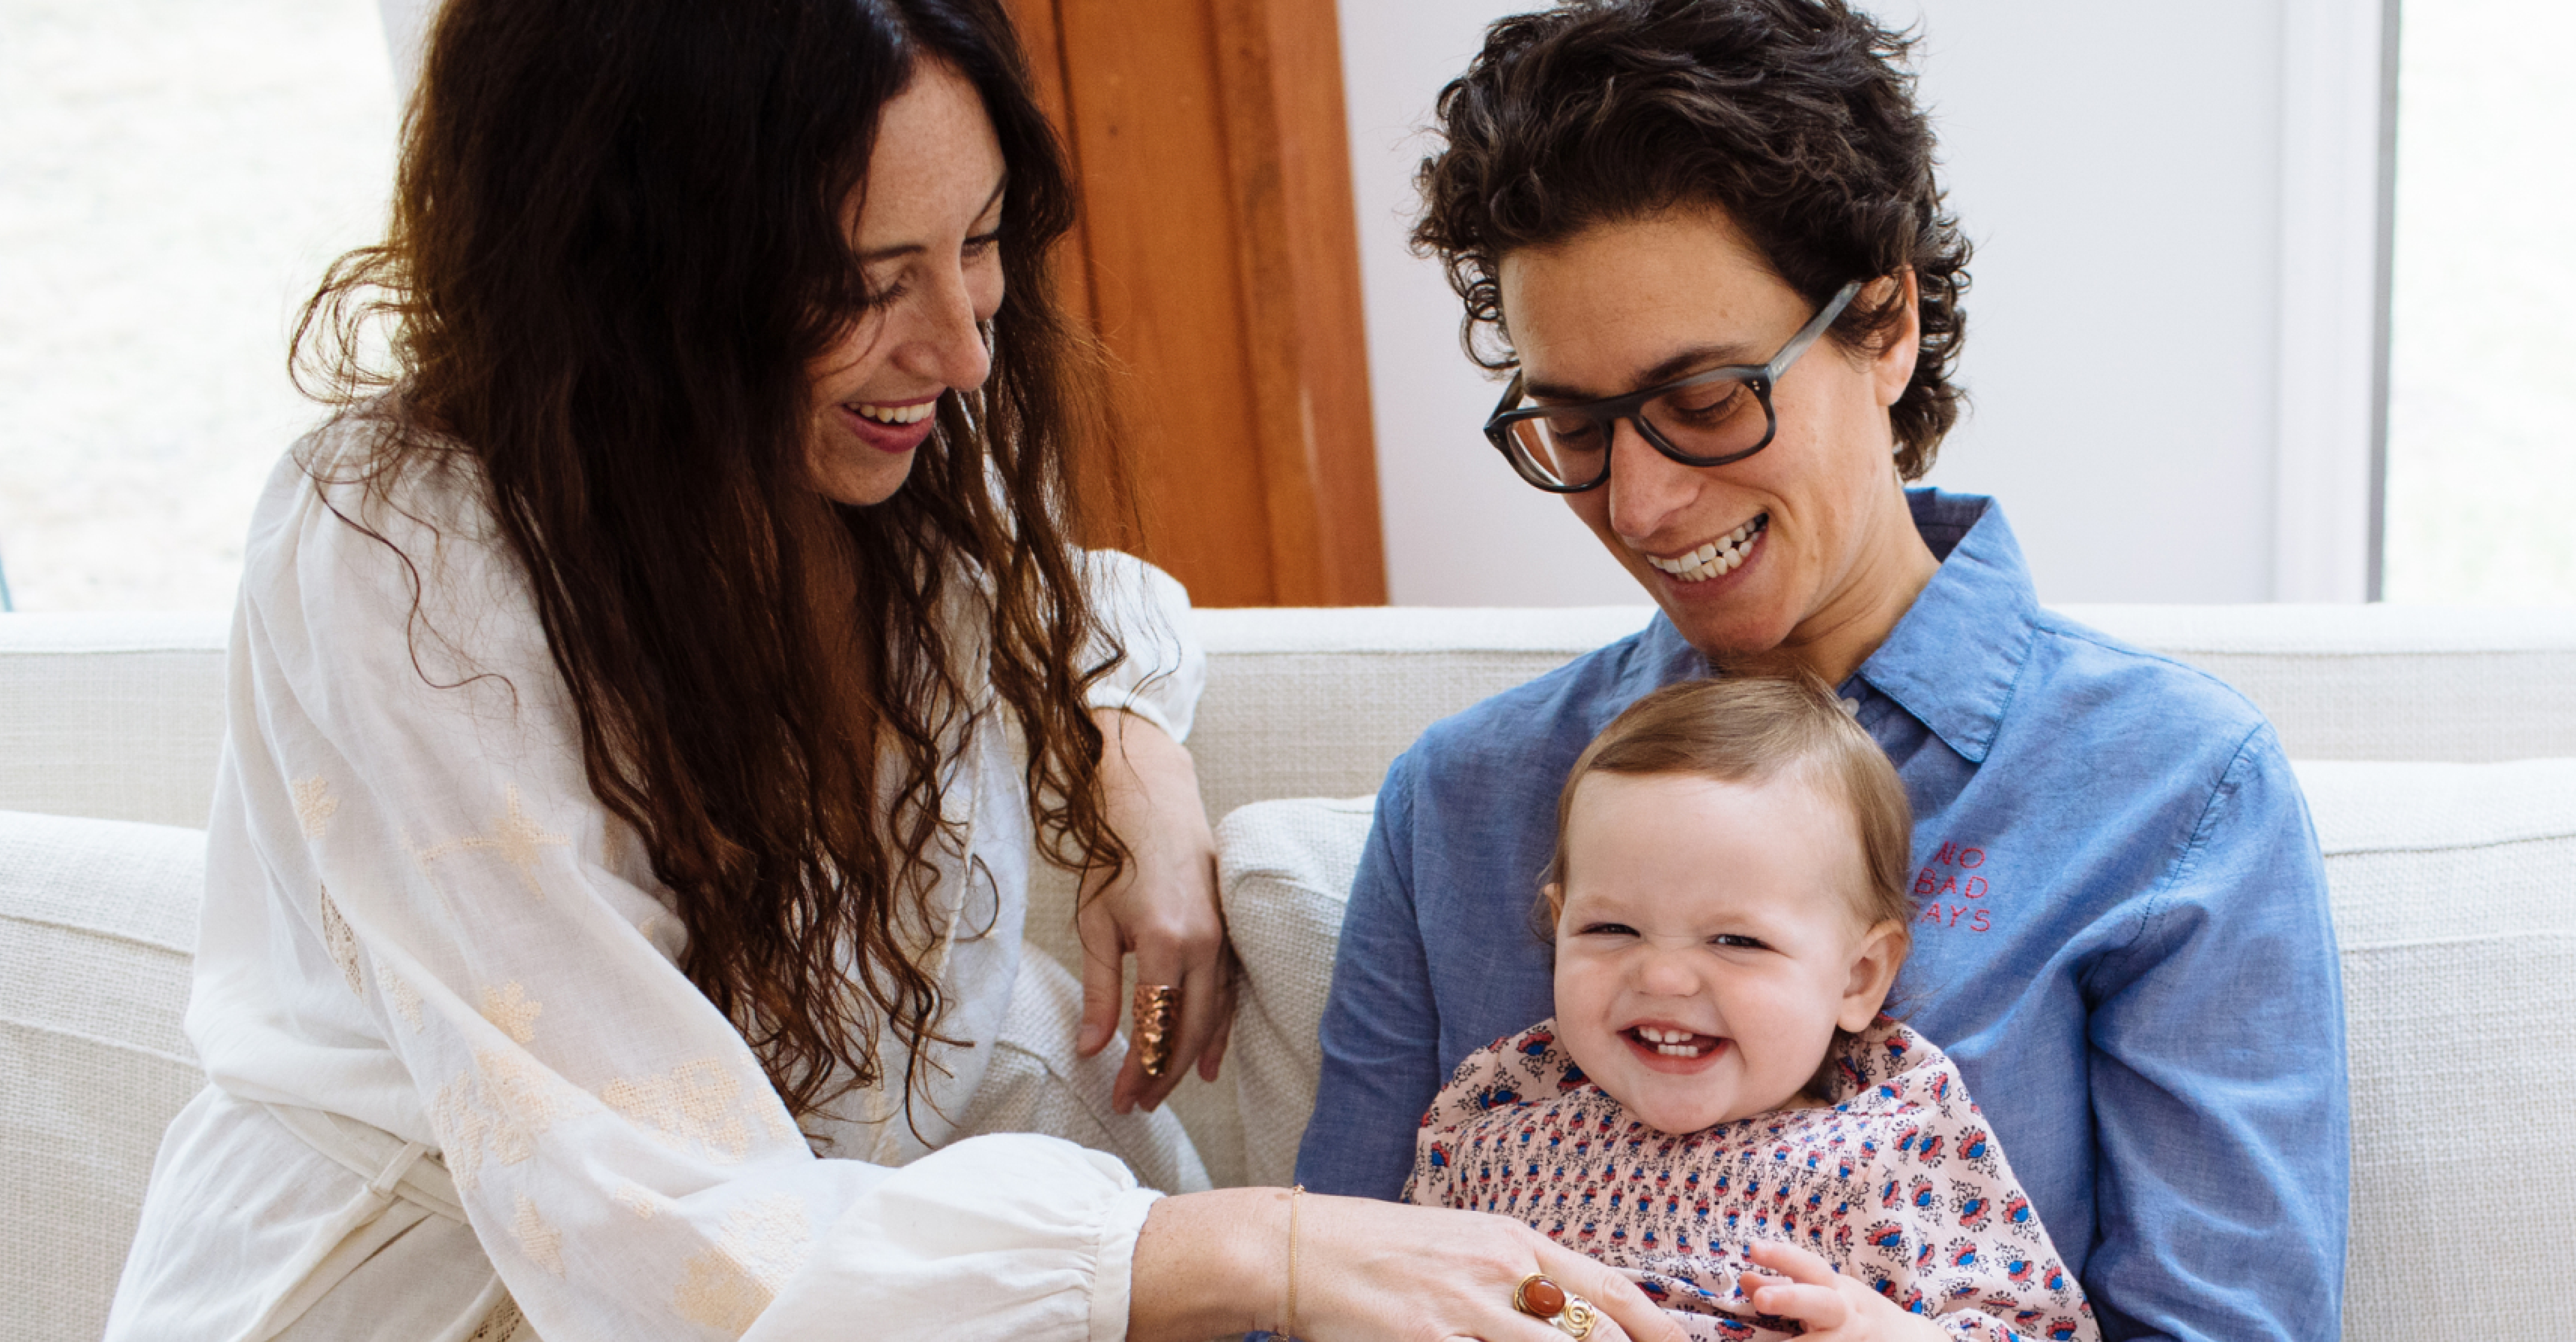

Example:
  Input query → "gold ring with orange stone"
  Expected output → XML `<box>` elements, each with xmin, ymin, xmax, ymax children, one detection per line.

<box><xmin>1513</xmin><ymin>1274</ymin><xmax>1598</xmax><ymax>1340</ymax></box>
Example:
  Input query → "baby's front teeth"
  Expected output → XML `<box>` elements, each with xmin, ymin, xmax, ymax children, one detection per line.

<box><xmin>1631</xmin><ymin>1025</ymin><xmax>1714</xmax><ymax>1057</ymax></box>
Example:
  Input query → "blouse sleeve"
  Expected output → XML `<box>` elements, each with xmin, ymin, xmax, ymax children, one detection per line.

<box><xmin>224</xmin><ymin>458</ymin><xmax>1158</xmax><ymax>1342</ymax></box>
<box><xmin>1076</xmin><ymin>551</ymin><xmax>1205</xmax><ymax>744</ymax></box>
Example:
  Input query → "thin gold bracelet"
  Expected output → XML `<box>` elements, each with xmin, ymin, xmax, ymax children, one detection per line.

<box><xmin>1284</xmin><ymin>1184</ymin><xmax>1305</xmax><ymax>1340</ymax></box>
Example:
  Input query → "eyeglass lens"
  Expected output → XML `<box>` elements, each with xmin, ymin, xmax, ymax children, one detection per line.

<box><xmin>1501</xmin><ymin>376</ymin><xmax>1769</xmax><ymax>488</ymax></box>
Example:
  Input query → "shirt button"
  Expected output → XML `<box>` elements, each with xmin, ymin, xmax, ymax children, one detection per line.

<box><xmin>1839</xmin><ymin>697</ymin><xmax>1863</xmax><ymax>717</ymax></box>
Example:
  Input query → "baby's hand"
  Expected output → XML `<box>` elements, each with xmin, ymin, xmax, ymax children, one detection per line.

<box><xmin>1740</xmin><ymin>1242</ymin><xmax>1946</xmax><ymax>1342</ymax></box>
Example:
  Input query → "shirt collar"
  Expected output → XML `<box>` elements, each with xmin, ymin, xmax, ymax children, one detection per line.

<box><xmin>1851</xmin><ymin>490</ymin><xmax>2039</xmax><ymax>764</ymax></box>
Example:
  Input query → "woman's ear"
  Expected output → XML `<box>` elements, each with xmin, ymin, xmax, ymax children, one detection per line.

<box><xmin>1542</xmin><ymin>882</ymin><xmax>1566</xmax><ymax>929</ymax></box>
<box><xmin>1837</xmin><ymin>919</ymin><xmax>1908</xmax><ymax>1032</ymax></box>
<box><xmin>1869</xmin><ymin>270</ymin><xmax>1920</xmax><ymax>410</ymax></box>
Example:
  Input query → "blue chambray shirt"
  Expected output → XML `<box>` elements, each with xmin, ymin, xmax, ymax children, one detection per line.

<box><xmin>1294</xmin><ymin>491</ymin><xmax>2348</xmax><ymax>1342</ymax></box>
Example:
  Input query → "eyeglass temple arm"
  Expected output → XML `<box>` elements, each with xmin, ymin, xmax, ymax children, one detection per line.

<box><xmin>1764</xmin><ymin>280</ymin><xmax>1867</xmax><ymax>381</ymax></box>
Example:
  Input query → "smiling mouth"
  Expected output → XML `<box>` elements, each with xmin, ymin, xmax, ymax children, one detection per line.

<box><xmin>1643</xmin><ymin>514</ymin><xmax>1768</xmax><ymax>583</ymax></box>
<box><xmin>845</xmin><ymin>397</ymin><xmax>938</xmax><ymax>425</ymax></box>
<box><xmin>1628</xmin><ymin>1025</ymin><xmax>1724</xmax><ymax>1058</ymax></box>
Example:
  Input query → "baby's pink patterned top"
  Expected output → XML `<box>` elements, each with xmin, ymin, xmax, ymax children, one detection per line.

<box><xmin>1402</xmin><ymin>1018</ymin><xmax>2098</xmax><ymax>1342</ymax></box>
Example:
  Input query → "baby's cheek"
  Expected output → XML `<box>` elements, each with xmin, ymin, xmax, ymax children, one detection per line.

<box><xmin>1552</xmin><ymin>958</ymin><xmax>1624</xmax><ymax>1084</ymax></box>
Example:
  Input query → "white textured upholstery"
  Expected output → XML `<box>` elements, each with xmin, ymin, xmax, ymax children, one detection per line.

<box><xmin>1215</xmin><ymin>794</ymin><xmax>1374</xmax><ymax>1189</ymax></box>
<box><xmin>0</xmin><ymin>810</ymin><xmax>205</xmax><ymax>1342</ymax></box>
<box><xmin>1187</xmin><ymin>607</ymin><xmax>1656</xmax><ymax>822</ymax></box>
<box><xmin>2295</xmin><ymin>758</ymin><xmax>2576</xmax><ymax>1335</ymax></box>
<box><xmin>0</xmin><ymin>613</ymin><xmax>230</xmax><ymax>829</ymax></box>
<box><xmin>2065</xmin><ymin>605</ymin><xmax>2576</xmax><ymax>762</ymax></box>
<box><xmin>7</xmin><ymin>604</ymin><xmax>2575</xmax><ymax>829</ymax></box>
<box><xmin>1188</xmin><ymin>604</ymin><xmax>2576</xmax><ymax>825</ymax></box>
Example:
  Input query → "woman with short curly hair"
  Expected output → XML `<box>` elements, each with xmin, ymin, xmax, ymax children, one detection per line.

<box><xmin>1301</xmin><ymin>3</ymin><xmax>2347</xmax><ymax>1339</ymax></box>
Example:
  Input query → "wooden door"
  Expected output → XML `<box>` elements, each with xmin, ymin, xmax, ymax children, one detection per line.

<box><xmin>1004</xmin><ymin>0</ymin><xmax>1386</xmax><ymax>607</ymax></box>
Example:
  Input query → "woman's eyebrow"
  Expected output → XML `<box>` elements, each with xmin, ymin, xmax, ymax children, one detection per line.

<box><xmin>1524</xmin><ymin>340</ymin><xmax>1764</xmax><ymax>401</ymax></box>
<box><xmin>857</xmin><ymin>173</ymin><xmax>1009</xmax><ymax>263</ymax></box>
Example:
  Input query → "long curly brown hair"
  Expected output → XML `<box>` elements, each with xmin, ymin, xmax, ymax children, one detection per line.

<box><xmin>1414</xmin><ymin>0</ymin><xmax>1972</xmax><ymax>477</ymax></box>
<box><xmin>291</xmin><ymin>0</ymin><xmax>1131</xmax><ymax>1127</ymax></box>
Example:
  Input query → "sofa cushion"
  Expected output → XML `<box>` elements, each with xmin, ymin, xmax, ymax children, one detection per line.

<box><xmin>2292</xmin><ymin>757</ymin><xmax>2576</xmax><ymax>1336</ymax></box>
<box><xmin>2067</xmin><ymin>605</ymin><xmax>2576</xmax><ymax>763</ymax></box>
<box><xmin>1215</xmin><ymin>760</ymin><xmax>2576</xmax><ymax>1339</ymax></box>
<box><xmin>0</xmin><ymin>613</ymin><xmax>230</xmax><ymax>829</ymax></box>
<box><xmin>1185</xmin><ymin>605</ymin><xmax>2576</xmax><ymax>831</ymax></box>
<box><xmin>1214</xmin><ymin>794</ymin><xmax>1375</xmax><ymax>1189</ymax></box>
<box><xmin>8</xmin><ymin>603</ymin><xmax>2576</xmax><ymax>836</ymax></box>
<box><xmin>0</xmin><ymin>809</ymin><xmax>207</xmax><ymax>1342</ymax></box>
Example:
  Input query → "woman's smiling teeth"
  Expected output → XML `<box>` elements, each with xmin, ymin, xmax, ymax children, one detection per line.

<box><xmin>849</xmin><ymin>399</ymin><xmax>937</xmax><ymax>425</ymax></box>
<box><xmin>1631</xmin><ymin>1025</ymin><xmax>1719</xmax><ymax>1057</ymax></box>
<box><xmin>1646</xmin><ymin>514</ymin><xmax>1769</xmax><ymax>582</ymax></box>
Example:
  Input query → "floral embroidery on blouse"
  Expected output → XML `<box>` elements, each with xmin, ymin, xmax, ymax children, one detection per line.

<box><xmin>674</xmin><ymin>1194</ymin><xmax>813</xmax><ymax>1337</ymax></box>
<box><xmin>294</xmin><ymin>776</ymin><xmax>339</xmax><ymax>841</ymax></box>
<box><xmin>611</xmin><ymin>1182</ymin><xmax>662</xmax><ymax>1220</ymax></box>
<box><xmin>479</xmin><ymin>981</ymin><xmax>543</xmax><ymax>1045</ymax></box>
<box><xmin>1404</xmin><ymin>1018</ymin><xmax>2098</xmax><ymax>1342</ymax></box>
<box><xmin>432</xmin><ymin>1049</ymin><xmax>568</xmax><ymax>1193</ymax></box>
<box><xmin>514</xmin><ymin>1193</ymin><xmax>566</xmax><ymax>1276</ymax></box>
<box><xmin>599</xmin><ymin>1057</ymin><xmax>784</xmax><ymax>1164</ymax></box>
<box><xmin>318</xmin><ymin>887</ymin><xmax>364</xmax><ymax>997</ymax></box>
<box><xmin>374</xmin><ymin>953</ymin><xmax>424</xmax><ymax>1031</ymax></box>
<box><xmin>415</xmin><ymin>784</ymin><xmax>570</xmax><ymax>901</ymax></box>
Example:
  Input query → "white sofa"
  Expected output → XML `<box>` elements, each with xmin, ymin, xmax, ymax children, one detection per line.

<box><xmin>6</xmin><ymin>604</ymin><xmax>2575</xmax><ymax>1341</ymax></box>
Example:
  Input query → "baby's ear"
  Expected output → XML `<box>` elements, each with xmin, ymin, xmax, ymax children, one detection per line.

<box><xmin>1837</xmin><ymin>920</ymin><xmax>1908</xmax><ymax>1032</ymax></box>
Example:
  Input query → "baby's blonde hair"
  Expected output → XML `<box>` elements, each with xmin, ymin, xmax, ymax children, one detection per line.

<box><xmin>1544</xmin><ymin>675</ymin><xmax>1915</xmax><ymax>941</ymax></box>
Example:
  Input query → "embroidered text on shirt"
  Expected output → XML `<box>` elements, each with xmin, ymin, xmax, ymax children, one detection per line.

<box><xmin>1913</xmin><ymin>839</ymin><xmax>1996</xmax><ymax>934</ymax></box>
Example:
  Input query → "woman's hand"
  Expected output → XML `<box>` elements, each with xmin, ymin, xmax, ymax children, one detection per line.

<box><xmin>1078</xmin><ymin>708</ymin><xmax>1236</xmax><ymax>1113</ymax></box>
<box><xmin>1740</xmin><ymin>1242</ymin><xmax>1947</xmax><ymax>1341</ymax></box>
<box><xmin>1130</xmin><ymin>1188</ymin><xmax>1691</xmax><ymax>1342</ymax></box>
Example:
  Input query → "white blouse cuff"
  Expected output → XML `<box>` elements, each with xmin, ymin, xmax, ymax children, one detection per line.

<box><xmin>1088</xmin><ymin>1186</ymin><xmax>1161</xmax><ymax>1342</ymax></box>
<box><xmin>749</xmin><ymin>1135</ymin><xmax>1163</xmax><ymax>1342</ymax></box>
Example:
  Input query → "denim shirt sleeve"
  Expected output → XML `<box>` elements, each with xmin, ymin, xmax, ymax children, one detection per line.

<box><xmin>1294</xmin><ymin>750</ymin><xmax>1443</xmax><ymax>1199</ymax></box>
<box><xmin>2081</xmin><ymin>723</ymin><xmax>2349</xmax><ymax>1342</ymax></box>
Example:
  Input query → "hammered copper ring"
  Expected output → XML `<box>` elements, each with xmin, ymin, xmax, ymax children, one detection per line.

<box><xmin>1513</xmin><ymin>1274</ymin><xmax>1597</xmax><ymax>1340</ymax></box>
<box><xmin>1131</xmin><ymin>983</ymin><xmax>1180</xmax><ymax>1077</ymax></box>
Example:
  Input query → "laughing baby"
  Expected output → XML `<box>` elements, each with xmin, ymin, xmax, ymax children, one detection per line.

<box><xmin>1403</xmin><ymin>677</ymin><xmax>2097</xmax><ymax>1342</ymax></box>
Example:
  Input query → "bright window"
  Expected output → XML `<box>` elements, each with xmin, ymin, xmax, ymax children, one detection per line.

<box><xmin>0</xmin><ymin>0</ymin><xmax>397</xmax><ymax>611</ymax></box>
<box><xmin>2382</xmin><ymin>0</ymin><xmax>2576</xmax><ymax>603</ymax></box>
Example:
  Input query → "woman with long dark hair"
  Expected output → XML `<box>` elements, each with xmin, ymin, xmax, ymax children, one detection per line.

<box><xmin>102</xmin><ymin>2</ymin><xmax>1684</xmax><ymax>1339</ymax></box>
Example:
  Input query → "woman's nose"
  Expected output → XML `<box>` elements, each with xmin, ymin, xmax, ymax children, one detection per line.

<box><xmin>1605</xmin><ymin>419</ymin><xmax>1701</xmax><ymax>542</ymax></box>
<box><xmin>895</xmin><ymin>265</ymin><xmax>996</xmax><ymax>392</ymax></box>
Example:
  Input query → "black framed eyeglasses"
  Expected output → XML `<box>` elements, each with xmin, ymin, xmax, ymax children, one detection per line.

<box><xmin>1482</xmin><ymin>279</ymin><xmax>1864</xmax><ymax>493</ymax></box>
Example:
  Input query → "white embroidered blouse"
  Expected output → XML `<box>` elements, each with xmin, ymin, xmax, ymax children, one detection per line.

<box><xmin>113</xmin><ymin>421</ymin><xmax>1207</xmax><ymax>1341</ymax></box>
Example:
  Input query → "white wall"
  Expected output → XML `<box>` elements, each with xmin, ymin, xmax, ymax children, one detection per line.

<box><xmin>1339</xmin><ymin>0</ymin><xmax>2384</xmax><ymax>606</ymax></box>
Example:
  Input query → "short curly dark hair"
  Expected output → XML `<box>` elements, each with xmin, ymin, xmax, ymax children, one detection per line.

<box><xmin>1415</xmin><ymin>0</ymin><xmax>1971</xmax><ymax>478</ymax></box>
